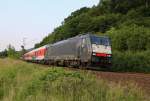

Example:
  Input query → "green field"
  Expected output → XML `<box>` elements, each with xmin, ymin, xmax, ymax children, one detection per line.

<box><xmin>0</xmin><ymin>58</ymin><xmax>148</xmax><ymax>101</ymax></box>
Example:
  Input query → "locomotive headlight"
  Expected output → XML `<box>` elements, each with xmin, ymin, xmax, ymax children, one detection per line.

<box><xmin>93</xmin><ymin>53</ymin><xmax>96</xmax><ymax>56</ymax></box>
<box><xmin>107</xmin><ymin>54</ymin><xmax>111</xmax><ymax>57</ymax></box>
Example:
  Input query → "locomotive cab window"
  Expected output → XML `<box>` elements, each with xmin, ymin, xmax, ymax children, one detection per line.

<box><xmin>90</xmin><ymin>35</ymin><xmax>110</xmax><ymax>46</ymax></box>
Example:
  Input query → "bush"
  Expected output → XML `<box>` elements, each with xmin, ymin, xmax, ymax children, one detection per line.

<box><xmin>112</xmin><ymin>51</ymin><xmax>150</xmax><ymax>72</ymax></box>
<box><xmin>107</xmin><ymin>25</ymin><xmax>150</xmax><ymax>51</ymax></box>
<box><xmin>105</xmin><ymin>24</ymin><xmax>150</xmax><ymax>73</ymax></box>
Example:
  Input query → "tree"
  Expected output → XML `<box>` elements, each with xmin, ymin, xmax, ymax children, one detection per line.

<box><xmin>21</xmin><ymin>45</ymin><xmax>26</xmax><ymax>55</ymax></box>
<box><xmin>7</xmin><ymin>44</ymin><xmax>20</xmax><ymax>58</ymax></box>
<box><xmin>0</xmin><ymin>49</ymin><xmax>8</xmax><ymax>58</ymax></box>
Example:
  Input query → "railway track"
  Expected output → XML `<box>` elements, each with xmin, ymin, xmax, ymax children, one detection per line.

<box><xmin>94</xmin><ymin>71</ymin><xmax>150</xmax><ymax>95</ymax></box>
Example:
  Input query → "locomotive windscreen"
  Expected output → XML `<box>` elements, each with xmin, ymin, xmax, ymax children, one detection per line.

<box><xmin>90</xmin><ymin>35</ymin><xmax>110</xmax><ymax>46</ymax></box>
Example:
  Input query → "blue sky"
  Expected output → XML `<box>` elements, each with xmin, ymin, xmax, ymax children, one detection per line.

<box><xmin>0</xmin><ymin>0</ymin><xmax>99</xmax><ymax>51</ymax></box>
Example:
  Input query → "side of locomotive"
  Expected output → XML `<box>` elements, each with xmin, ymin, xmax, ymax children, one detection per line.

<box><xmin>45</xmin><ymin>34</ymin><xmax>112</xmax><ymax>67</ymax></box>
<box><xmin>44</xmin><ymin>34</ymin><xmax>92</xmax><ymax>66</ymax></box>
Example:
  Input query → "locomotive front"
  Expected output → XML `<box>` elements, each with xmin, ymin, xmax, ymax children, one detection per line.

<box><xmin>90</xmin><ymin>35</ymin><xmax>112</xmax><ymax>66</ymax></box>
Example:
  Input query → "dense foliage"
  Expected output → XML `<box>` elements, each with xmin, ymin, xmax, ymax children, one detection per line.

<box><xmin>35</xmin><ymin>0</ymin><xmax>150</xmax><ymax>72</ymax></box>
<box><xmin>0</xmin><ymin>59</ymin><xmax>147</xmax><ymax>101</ymax></box>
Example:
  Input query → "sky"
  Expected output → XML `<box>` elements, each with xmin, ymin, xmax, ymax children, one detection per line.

<box><xmin>0</xmin><ymin>0</ymin><xmax>99</xmax><ymax>51</ymax></box>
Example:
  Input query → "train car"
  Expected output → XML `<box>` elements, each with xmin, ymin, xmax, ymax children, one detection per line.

<box><xmin>44</xmin><ymin>34</ymin><xmax>112</xmax><ymax>67</ymax></box>
<box><xmin>23</xmin><ymin>45</ymin><xmax>47</xmax><ymax>62</ymax></box>
<box><xmin>23</xmin><ymin>51</ymin><xmax>34</xmax><ymax>61</ymax></box>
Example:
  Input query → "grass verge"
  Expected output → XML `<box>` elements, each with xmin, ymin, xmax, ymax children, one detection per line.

<box><xmin>0</xmin><ymin>58</ymin><xmax>148</xmax><ymax>101</ymax></box>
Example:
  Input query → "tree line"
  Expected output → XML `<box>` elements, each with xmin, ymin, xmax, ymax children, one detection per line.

<box><xmin>35</xmin><ymin>0</ymin><xmax>150</xmax><ymax>48</ymax></box>
<box><xmin>0</xmin><ymin>45</ymin><xmax>22</xmax><ymax>59</ymax></box>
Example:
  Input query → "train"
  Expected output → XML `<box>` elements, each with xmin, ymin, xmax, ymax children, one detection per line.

<box><xmin>23</xmin><ymin>34</ymin><xmax>112</xmax><ymax>68</ymax></box>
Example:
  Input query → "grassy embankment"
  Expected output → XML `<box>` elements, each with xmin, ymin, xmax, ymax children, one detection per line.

<box><xmin>0</xmin><ymin>58</ymin><xmax>148</xmax><ymax>101</ymax></box>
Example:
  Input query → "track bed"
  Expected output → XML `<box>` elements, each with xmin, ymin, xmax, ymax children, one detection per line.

<box><xmin>94</xmin><ymin>71</ymin><xmax>150</xmax><ymax>95</ymax></box>
<box><xmin>65</xmin><ymin>68</ymin><xmax>150</xmax><ymax>95</ymax></box>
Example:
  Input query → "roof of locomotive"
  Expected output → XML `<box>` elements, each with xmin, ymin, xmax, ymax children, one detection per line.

<box><xmin>89</xmin><ymin>34</ymin><xmax>109</xmax><ymax>38</ymax></box>
<box><xmin>51</xmin><ymin>33</ymin><xmax>109</xmax><ymax>46</ymax></box>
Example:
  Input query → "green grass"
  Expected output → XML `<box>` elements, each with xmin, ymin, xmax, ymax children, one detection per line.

<box><xmin>0</xmin><ymin>58</ymin><xmax>148</xmax><ymax>101</ymax></box>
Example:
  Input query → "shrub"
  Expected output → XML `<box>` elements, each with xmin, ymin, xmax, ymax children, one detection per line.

<box><xmin>107</xmin><ymin>25</ymin><xmax>150</xmax><ymax>51</ymax></box>
<box><xmin>112</xmin><ymin>51</ymin><xmax>150</xmax><ymax>72</ymax></box>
